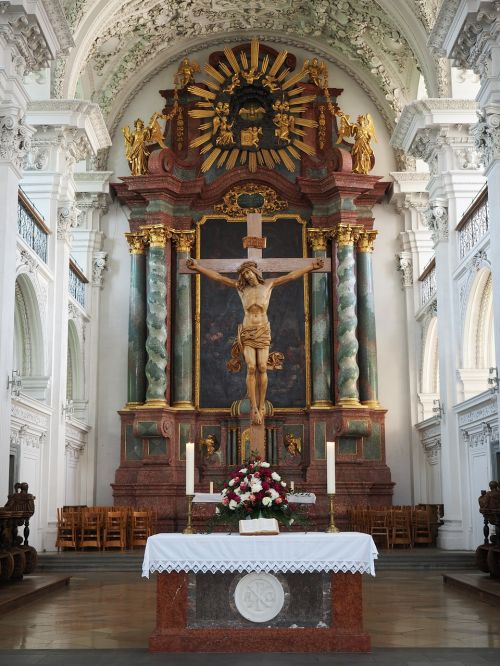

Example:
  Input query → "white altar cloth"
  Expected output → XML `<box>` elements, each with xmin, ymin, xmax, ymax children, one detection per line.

<box><xmin>193</xmin><ymin>492</ymin><xmax>316</xmax><ymax>504</ymax></box>
<box><xmin>142</xmin><ymin>532</ymin><xmax>378</xmax><ymax>578</ymax></box>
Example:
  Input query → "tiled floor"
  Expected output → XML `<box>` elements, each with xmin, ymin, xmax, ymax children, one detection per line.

<box><xmin>0</xmin><ymin>570</ymin><xmax>499</xmax><ymax>663</ymax></box>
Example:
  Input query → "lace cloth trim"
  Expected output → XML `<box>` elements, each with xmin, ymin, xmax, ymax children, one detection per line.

<box><xmin>144</xmin><ymin>560</ymin><xmax>374</xmax><ymax>575</ymax></box>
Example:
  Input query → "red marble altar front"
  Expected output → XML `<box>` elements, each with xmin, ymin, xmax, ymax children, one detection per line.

<box><xmin>150</xmin><ymin>571</ymin><xmax>370</xmax><ymax>653</ymax></box>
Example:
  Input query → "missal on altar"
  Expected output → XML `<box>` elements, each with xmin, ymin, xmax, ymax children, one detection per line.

<box><xmin>238</xmin><ymin>517</ymin><xmax>279</xmax><ymax>535</ymax></box>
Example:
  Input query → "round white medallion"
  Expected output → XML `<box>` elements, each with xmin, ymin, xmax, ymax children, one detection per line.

<box><xmin>234</xmin><ymin>573</ymin><xmax>285</xmax><ymax>623</ymax></box>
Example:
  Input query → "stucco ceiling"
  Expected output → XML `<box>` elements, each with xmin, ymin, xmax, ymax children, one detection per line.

<box><xmin>55</xmin><ymin>0</ymin><xmax>446</xmax><ymax>136</ymax></box>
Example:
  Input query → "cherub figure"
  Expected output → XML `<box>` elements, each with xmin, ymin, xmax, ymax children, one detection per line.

<box><xmin>336</xmin><ymin>112</ymin><xmax>377</xmax><ymax>175</ymax></box>
<box><xmin>223</xmin><ymin>73</ymin><xmax>241</xmax><ymax>94</ymax></box>
<box><xmin>174</xmin><ymin>58</ymin><xmax>200</xmax><ymax>89</ymax></box>
<box><xmin>122</xmin><ymin>112</ymin><xmax>168</xmax><ymax>176</ymax></box>
<box><xmin>212</xmin><ymin>102</ymin><xmax>234</xmax><ymax>145</ymax></box>
<box><xmin>273</xmin><ymin>112</ymin><xmax>294</xmax><ymax>144</ymax></box>
<box><xmin>262</xmin><ymin>73</ymin><xmax>279</xmax><ymax>93</ymax></box>
<box><xmin>304</xmin><ymin>57</ymin><xmax>328</xmax><ymax>89</ymax></box>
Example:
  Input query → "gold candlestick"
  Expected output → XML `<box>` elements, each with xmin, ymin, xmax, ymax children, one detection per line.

<box><xmin>326</xmin><ymin>493</ymin><xmax>339</xmax><ymax>533</ymax></box>
<box><xmin>183</xmin><ymin>494</ymin><xmax>195</xmax><ymax>534</ymax></box>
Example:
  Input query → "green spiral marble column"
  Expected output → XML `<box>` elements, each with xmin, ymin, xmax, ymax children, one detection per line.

<box><xmin>335</xmin><ymin>224</ymin><xmax>361</xmax><ymax>406</ymax></box>
<box><xmin>145</xmin><ymin>225</ymin><xmax>170</xmax><ymax>406</ymax></box>
<box><xmin>172</xmin><ymin>230</ymin><xmax>195</xmax><ymax>407</ymax></box>
<box><xmin>357</xmin><ymin>230</ymin><xmax>379</xmax><ymax>407</ymax></box>
<box><xmin>308</xmin><ymin>228</ymin><xmax>332</xmax><ymax>406</ymax></box>
<box><xmin>125</xmin><ymin>232</ymin><xmax>147</xmax><ymax>405</ymax></box>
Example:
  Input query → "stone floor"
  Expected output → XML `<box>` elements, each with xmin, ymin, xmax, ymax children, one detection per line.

<box><xmin>0</xmin><ymin>570</ymin><xmax>499</xmax><ymax>664</ymax></box>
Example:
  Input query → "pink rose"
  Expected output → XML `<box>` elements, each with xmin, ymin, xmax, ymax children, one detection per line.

<box><xmin>249</xmin><ymin>494</ymin><xmax>256</xmax><ymax>503</ymax></box>
<box><xmin>275</xmin><ymin>497</ymin><xmax>283</xmax><ymax>505</ymax></box>
<box><xmin>222</xmin><ymin>497</ymin><xmax>229</xmax><ymax>505</ymax></box>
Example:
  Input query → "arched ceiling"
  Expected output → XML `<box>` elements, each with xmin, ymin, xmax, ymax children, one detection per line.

<box><xmin>56</xmin><ymin>0</ymin><xmax>446</xmax><ymax>137</ymax></box>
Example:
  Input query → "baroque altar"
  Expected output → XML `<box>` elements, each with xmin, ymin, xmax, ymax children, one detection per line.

<box><xmin>143</xmin><ymin>532</ymin><xmax>377</xmax><ymax>652</ymax></box>
<box><xmin>112</xmin><ymin>40</ymin><xmax>394</xmax><ymax>530</ymax></box>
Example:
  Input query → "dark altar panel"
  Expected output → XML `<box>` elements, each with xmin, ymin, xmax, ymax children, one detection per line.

<box><xmin>198</xmin><ymin>217</ymin><xmax>307</xmax><ymax>409</ymax></box>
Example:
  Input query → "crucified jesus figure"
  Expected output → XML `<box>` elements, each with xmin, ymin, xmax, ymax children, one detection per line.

<box><xmin>186</xmin><ymin>257</ymin><xmax>324</xmax><ymax>425</ymax></box>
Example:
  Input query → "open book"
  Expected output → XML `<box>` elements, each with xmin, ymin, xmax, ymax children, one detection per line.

<box><xmin>239</xmin><ymin>517</ymin><xmax>280</xmax><ymax>536</ymax></box>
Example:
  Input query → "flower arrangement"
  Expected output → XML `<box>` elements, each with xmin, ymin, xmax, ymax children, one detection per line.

<box><xmin>213</xmin><ymin>459</ymin><xmax>297</xmax><ymax>528</ymax></box>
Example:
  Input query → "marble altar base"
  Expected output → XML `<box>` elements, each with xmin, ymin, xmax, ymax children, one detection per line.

<box><xmin>150</xmin><ymin>570</ymin><xmax>370</xmax><ymax>652</ymax></box>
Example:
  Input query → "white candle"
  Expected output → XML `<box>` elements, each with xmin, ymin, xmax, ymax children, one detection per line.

<box><xmin>326</xmin><ymin>441</ymin><xmax>336</xmax><ymax>494</ymax></box>
<box><xmin>185</xmin><ymin>442</ymin><xmax>195</xmax><ymax>495</ymax></box>
<box><xmin>209</xmin><ymin>481</ymin><xmax>214</xmax><ymax>494</ymax></box>
<box><xmin>290</xmin><ymin>481</ymin><xmax>295</xmax><ymax>492</ymax></box>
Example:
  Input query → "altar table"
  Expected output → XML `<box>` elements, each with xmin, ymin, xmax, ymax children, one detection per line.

<box><xmin>143</xmin><ymin>532</ymin><xmax>377</xmax><ymax>653</ymax></box>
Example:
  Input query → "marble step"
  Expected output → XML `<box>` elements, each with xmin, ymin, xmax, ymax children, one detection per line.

<box><xmin>36</xmin><ymin>549</ymin><xmax>477</xmax><ymax>572</ymax></box>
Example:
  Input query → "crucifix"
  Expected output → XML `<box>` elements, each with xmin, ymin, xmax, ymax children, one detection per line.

<box><xmin>181</xmin><ymin>212</ymin><xmax>331</xmax><ymax>460</ymax></box>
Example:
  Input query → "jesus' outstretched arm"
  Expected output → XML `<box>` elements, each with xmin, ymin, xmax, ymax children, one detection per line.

<box><xmin>270</xmin><ymin>257</ymin><xmax>324</xmax><ymax>288</ymax></box>
<box><xmin>185</xmin><ymin>258</ymin><xmax>236</xmax><ymax>289</ymax></box>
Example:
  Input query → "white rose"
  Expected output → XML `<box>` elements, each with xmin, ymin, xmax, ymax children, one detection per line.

<box><xmin>239</xmin><ymin>468</ymin><xmax>247</xmax><ymax>474</ymax></box>
<box><xmin>221</xmin><ymin>488</ymin><xmax>227</xmax><ymax>496</ymax></box>
<box><xmin>229</xmin><ymin>499</ymin><xmax>238</xmax><ymax>510</ymax></box>
<box><xmin>240</xmin><ymin>492</ymin><xmax>251</xmax><ymax>502</ymax></box>
<box><xmin>269</xmin><ymin>489</ymin><xmax>279</xmax><ymax>500</ymax></box>
<box><xmin>260</xmin><ymin>462</ymin><xmax>270</xmax><ymax>468</ymax></box>
<box><xmin>262</xmin><ymin>496</ymin><xmax>272</xmax><ymax>506</ymax></box>
<box><xmin>281</xmin><ymin>481</ymin><xmax>286</xmax><ymax>487</ymax></box>
<box><xmin>271</xmin><ymin>472</ymin><xmax>281</xmax><ymax>481</ymax></box>
<box><xmin>228</xmin><ymin>479</ymin><xmax>235</xmax><ymax>487</ymax></box>
<box><xmin>251</xmin><ymin>480</ymin><xmax>262</xmax><ymax>493</ymax></box>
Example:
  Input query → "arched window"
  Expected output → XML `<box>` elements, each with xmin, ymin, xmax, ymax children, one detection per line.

<box><xmin>13</xmin><ymin>274</ymin><xmax>45</xmax><ymax>397</ymax></box>
<box><xmin>66</xmin><ymin>320</ymin><xmax>83</xmax><ymax>401</ymax></box>
<box><xmin>463</xmin><ymin>268</ymin><xmax>495</xmax><ymax>369</ymax></box>
<box><xmin>421</xmin><ymin>316</ymin><xmax>439</xmax><ymax>394</ymax></box>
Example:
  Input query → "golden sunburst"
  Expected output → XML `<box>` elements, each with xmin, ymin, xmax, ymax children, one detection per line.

<box><xmin>187</xmin><ymin>38</ymin><xmax>318</xmax><ymax>174</ymax></box>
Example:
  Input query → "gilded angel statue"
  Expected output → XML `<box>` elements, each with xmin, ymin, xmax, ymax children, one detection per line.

<box><xmin>336</xmin><ymin>112</ymin><xmax>377</xmax><ymax>175</ymax></box>
<box><xmin>122</xmin><ymin>112</ymin><xmax>168</xmax><ymax>176</ymax></box>
<box><xmin>174</xmin><ymin>58</ymin><xmax>200</xmax><ymax>89</ymax></box>
<box><xmin>304</xmin><ymin>57</ymin><xmax>328</xmax><ymax>89</ymax></box>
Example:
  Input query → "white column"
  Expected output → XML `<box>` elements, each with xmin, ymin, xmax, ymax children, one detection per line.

<box><xmin>391</xmin><ymin>174</ymin><xmax>432</xmax><ymax>504</ymax></box>
<box><xmin>21</xmin><ymin>102</ymin><xmax>110</xmax><ymax>548</ymax></box>
<box><xmin>392</xmin><ymin>100</ymin><xmax>486</xmax><ymax>549</ymax></box>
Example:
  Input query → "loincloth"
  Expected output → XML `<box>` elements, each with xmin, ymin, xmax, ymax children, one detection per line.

<box><xmin>227</xmin><ymin>323</ymin><xmax>284</xmax><ymax>373</ymax></box>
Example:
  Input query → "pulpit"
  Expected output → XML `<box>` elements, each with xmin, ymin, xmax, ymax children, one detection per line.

<box><xmin>143</xmin><ymin>532</ymin><xmax>377</xmax><ymax>652</ymax></box>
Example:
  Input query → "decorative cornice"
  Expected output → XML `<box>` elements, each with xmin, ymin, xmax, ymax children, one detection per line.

<box><xmin>391</xmin><ymin>98</ymin><xmax>478</xmax><ymax>153</ymax></box>
<box><xmin>42</xmin><ymin>0</ymin><xmax>74</xmax><ymax>55</ymax></box>
<box><xmin>27</xmin><ymin>100</ymin><xmax>111</xmax><ymax>154</ymax></box>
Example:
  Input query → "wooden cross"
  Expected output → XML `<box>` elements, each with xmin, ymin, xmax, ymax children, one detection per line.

<box><xmin>181</xmin><ymin>212</ymin><xmax>331</xmax><ymax>274</ymax></box>
<box><xmin>180</xmin><ymin>212</ymin><xmax>331</xmax><ymax>460</ymax></box>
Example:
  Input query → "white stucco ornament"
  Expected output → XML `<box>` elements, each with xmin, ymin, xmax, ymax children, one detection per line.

<box><xmin>234</xmin><ymin>573</ymin><xmax>285</xmax><ymax>623</ymax></box>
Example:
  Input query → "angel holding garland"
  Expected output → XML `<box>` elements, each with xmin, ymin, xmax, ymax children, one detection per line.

<box><xmin>336</xmin><ymin>111</ymin><xmax>377</xmax><ymax>175</ymax></box>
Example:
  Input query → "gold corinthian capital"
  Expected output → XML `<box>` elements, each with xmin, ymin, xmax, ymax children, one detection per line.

<box><xmin>125</xmin><ymin>232</ymin><xmax>147</xmax><ymax>254</ymax></box>
<box><xmin>333</xmin><ymin>224</ymin><xmax>363</xmax><ymax>246</ymax></box>
<box><xmin>144</xmin><ymin>224</ymin><xmax>172</xmax><ymax>247</ymax></box>
<box><xmin>307</xmin><ymin>228</ymin><xmax>331</xmax><ymax>252</ymax></box>
<box><xmin>172</xmin><ymin>229</ymin><xmax>196</xmax><ymax>253</ymax></box>
<box><xmin>356</xmin><ymin>229</ymin><xmax>378</xmax><ymax>253</ymax></box>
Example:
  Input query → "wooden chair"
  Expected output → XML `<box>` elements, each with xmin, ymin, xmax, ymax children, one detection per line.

<box><xmin>55</xmin><ymin>508</ymin><xmax>78</xmax><ymax>551</ymax></box>
<box><xmin>391</xmin><ymin>509</ymin><xmax>413</xmax><ymax>548</ymax></box>
<box><xmin>413</xmin><ymin>508</ymin><xmax>433</xmax><ymax>545</ymax></box>
<box><xmin>80</xmin><ymin>509</ymin><xmax>102</xmax><ymax>550</ymax></box>
<box><xmin>129</xmin><ymin>510</ymin><xmax>150</xmax><ymax>548</ymax></box>
<box><xmin>369</xmin><ymin>510</ymin><xmax>390</xmax><ymax>549</ymax></box>
<box><xmin>103</xmin><ymin>510</ymin><xmax>127</xmax><ymax>550</ymax></box>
